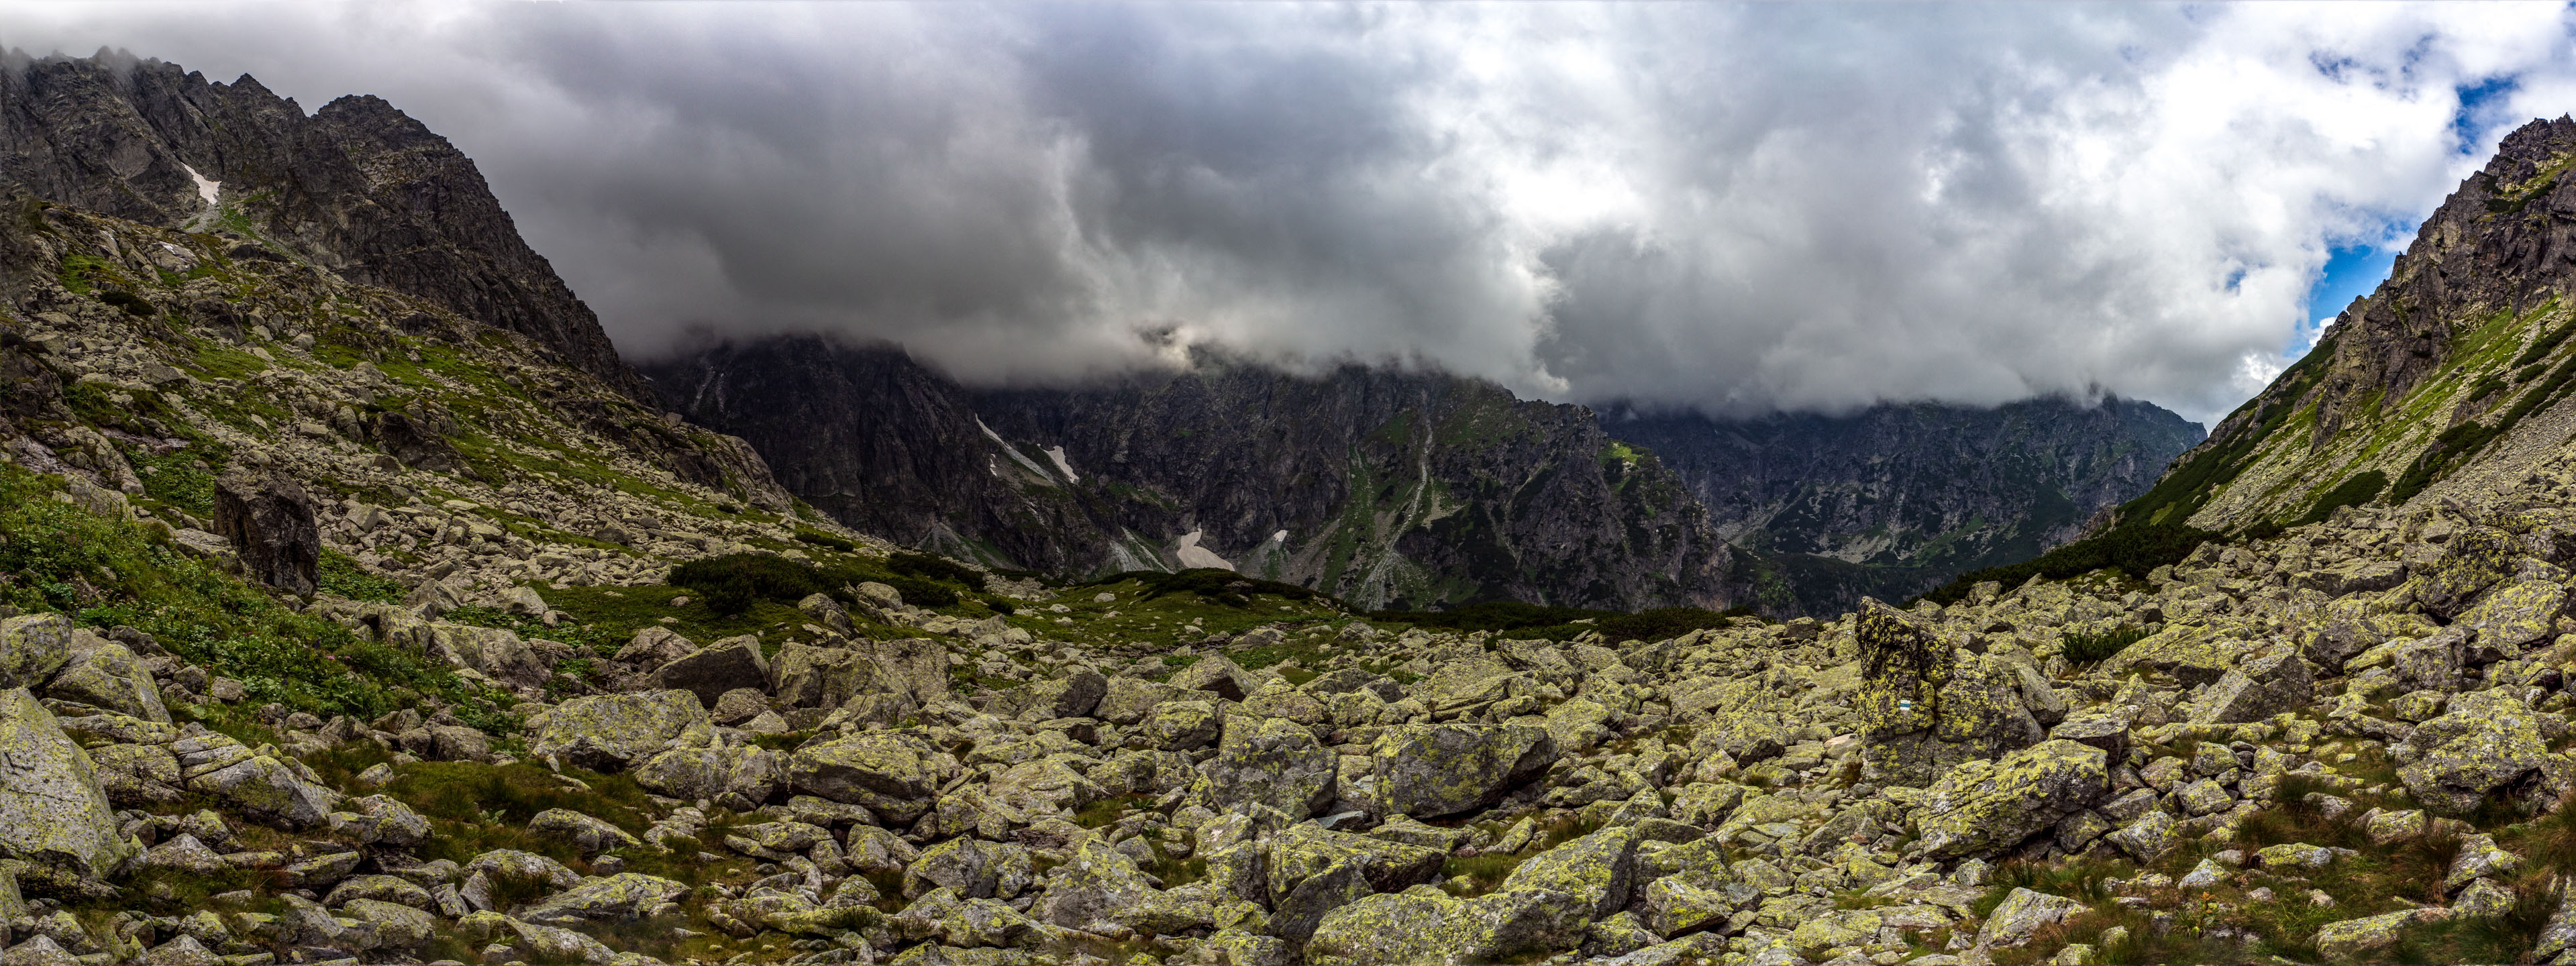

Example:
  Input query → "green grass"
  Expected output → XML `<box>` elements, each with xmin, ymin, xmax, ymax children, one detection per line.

<box><xmin>2061</xmin><ymin>626</ymin><xmax>2153</xmax><ymax>664</ymax></box>
<box><xmin>317</xmin><ymin>548</ymin><xmax>405</xmax><ymax>602</ymax></box>
<box><xmin>2296</xmin><ymin>470</ymin><xmax>2387</xmax><ymax>526</ymax></box>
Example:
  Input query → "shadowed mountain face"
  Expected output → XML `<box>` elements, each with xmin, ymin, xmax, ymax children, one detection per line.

<box><xmin>641</xmin><ymin>337</ymin><xmax>1735</xmax><ymax>612</ymax></box>
<box><xmin>0</xmin><ymin>52</ymin><xmax>645</xmax><ymax>397</ymax></box>
<box><xmin>1601</xmin><ymin>398</ymin><xmax>2204</xmax><ymax>614</ymax></box>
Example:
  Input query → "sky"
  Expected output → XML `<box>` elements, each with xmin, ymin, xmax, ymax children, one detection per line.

<box><xmin>7</xmin><ymin>3</ymin><xmax>2576</xmax><ymax>425</ymax></box>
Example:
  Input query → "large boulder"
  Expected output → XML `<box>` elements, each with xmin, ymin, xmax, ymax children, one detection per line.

<box><xmin>770</xmin><ymin>641</ymin><xmax>880</xmax><ymax>710</ymax></box>
<box><xmin>1910</xmin><ymin>739</ymin><xmax>2108</xmax><ymax>861</ymax></box>
<box><xmin>650</xmin><ymin>637</ymin><xmax>770</xmax><ymax>708</ymax></box>
<box><xmin>1306</xmin><ymin>885</ymin><xmax>1587</xmax><ymax>965</ymax></box>
<box><xmin>213</xmin><ymin>468</ymin><xmax>319</xmax><ymax>595</ymax></box>
<box><xmin>786</xmin><ymin>732</ymin><xmax>957</xmax><ymax>824</ymax></box>
<box><xmin>1499</xmin><ymin>826</ymin><xmax>1641</xmax><ymax>920</ymax></box>
<box><xmin>1095</xmin><ymin>678</ymin><xmax>1212</xmax><ymax>724</ymax></box>
<box><xmin>1202</xmin><ymin>716</ymin><xmax>1337</xmax><ymax>819</ymax></box>
<box><xmin>529</xmin><ymin>690</ymin><xmax>713</xmax><ymax>771</ymax></box>
<box><xmin>2397</xmin><ymin>688</ymin><xmax>2559</xmax><ymax>816</ymax></box>
<box><xmin>2189</xmin><ymin>651</ymin><xmax>2313</xmax><ymax>724</ymax></box>
<box><xmin>1033</xmin><ymin>838</ymin><xmax>1159</xmax><ymax>936</ymax></box>
<box><xmin>515</xmin><ymin>873</ymin><xmax>690</xmax><ymax>925</ymax></box>
<box><xmin>1362</xmin><ymin>722</ymin><xmax>1557</xmax><ymax>818</ymax></box>
<box><xmin>0</xmin><ymin>614</ymin><xmax>74</xmax><ymax>688</ymax></box>
<box><xmin>1855</xmin><ymin>600</ymin><xmax>2045</xmax><ymax>788</ymax></box>
<box><xmin>2411</xmin><ymin>526</ymin><xmax>2518</xmax><ymax>617</ymax></box>
<box><xmin>414</xmin><ymin>623</ymin><xmax>550</xmax><ymax>693</ymax></box>
<box><xmin>44</xmin><ymin>642</ymin><xmax>167</xmax><ymax>722</ymax></box>
<box><xmin>1263</xmin><ymin>824</ymin><xmax>1447</xmax><ymax>943</ymax></box>
<box><xmin>2456</xmin><ymin>580</ymin><xmax>2568</xmax><ymax>654</ymax></box>
<box><xmin>0</xmin><ymin>687</ymin><xmax>137</xmax><ymax>880</ymax></box>
<box><xmin>1977</xmin><ymin>888</ymin><xmax>2087</xmax><ymax>949</ymax></box>
<box><xmin>995</xmin><ymin>667</ymin><xmax>1106</xmax><ymax>721</ymax></box>
<box><xmin>903</xmin><ymin>837</ymin><xmax>1036</xmax><ymax>900</ymax></box>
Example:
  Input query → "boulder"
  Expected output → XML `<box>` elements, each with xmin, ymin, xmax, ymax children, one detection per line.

<box><xmin>527</xmin><ymin>809</ymin><xmax>641</xmax><ymax>854</ymax></box>
<box><xmin>530</xmin><ymin>690</ymin><xmax>713</xmax><ymax>771</ymax></box>
<box><xmin>768</xmin><ymin>641</ymin><xmax>880</xmax><ymax>710</ymax></box>
<box><xmin>0</xmin><ymin>688</ymin><xmax>138</xmax><ymax>879</ymax></box>
<box><xmin>787</xmin><ymin>732</ymin><xmax>956</xmax><ymax>824</ymax></box>
<box><xmin>41</xmin><ymin>643</ymin><xmax>166</xmax><ymax>722</ymax></box>
<box><xmin>2411</xmin><ymin>526</ymin><xmax>2517</xmax><ymax>617</ymax></box>
<box><xmin>1364</xmin><ymin>722</ymin><xmax>1557</xmax><ymax>818</ymax></box>
<box><xmin>1168</xmin><ymin>654</ymin><xmax>1258</xmax><ymax>700</ymax></box>
<box><xmin>2314</xmin><ymin>909</ymin><xmax>2444</xmax><ymax>962</ymax></box>
<box><xmin>903</xmin><ymin>837</ymin><xmax>1036</xmax><ymax>900</ymax></box>
<box><xmin>1500</xmin><ymin>826</ymin><xmax>1640</xmax><ymax>920</ymax></box>
<box><xmin>1855</xmin><ymin>600</ymin><xmax>2045</xmax><ymax>787</ymax></box>
<box><xmin>1202</xmin><ymin>716</ymin><xmax>1337</xmax><ymax>819</ymax></box>
<box><xmin>1910</xmin><ymin>739</ymin><xmax>2109</xmax><ymax>861</ymax></box>
<box><xmin>1306</xmin><ymin>885</ymin><xmax>1587</xmax><ymax>966</ymax></box>
<box><xmin>1095</xmin><ymin>677</ymin><xmax>1210</xmax><ymax>724</ymax></box>
<box><xmin>998</xmin><ymin>667</ymin><xmax>1106</xmax><ymax>721</ymax></box>
<box><xmin>2189</xmin><ymin>652</ymin><xmax>2312</xmax><ymax>725</ymax></box>
<box><xmin>2456</xmin><ymin>580</ymin><xmax>2568</xmax><ymax>653</ymax></box>
<box><xmin>1143</xmin><ymin>700</ymin><xmax>1222</xmax><ymax>750</ymax></box>
<box><xmin>338</xmin><ymin>899</ymin><xmax>435</xmax><ymax>950</ymax></box>
<box><xmin>614</xmin><ymin>627</ymin><xmax>696</xmax><ymax>667</ymax></box>
<box><xmin>1977</xmin><ymin>888</ymin><xmax>2086</xmax><ymax>949</ymax></box>
<box><xmin>650</xmin><ymin>636</ymin><xmax>770</xmax><ymax>708</ymax></box>
<box><xmin>1033</xmin><ymin>838</ymin><xmax>1158</xmax><ymax>936</ymax></box>
<box><xmin>415</xmin><ymin>623</ymin><xmax>550</xmax><ymax>693</ymax></box>
<box><xmin>516</xmin><ymin>873</ymin><xmax>690</xmax><ymax>924</ymax></box>
<box><xmin>0</xmin><ymin>614</ymin><xmax>74</xmax><ymax>688</ymax></box>
<box><xmin>1263</xmin><ymin>824</ymin><xmax>1448</xmax><ymax>943</ymax></box>
<box><xmin>213</xmin><ymin>468</ymin><xmax>319</xmax><ymax>595</ymax></box>
<box><xmin>2397</xmin><ymin>688</ymin><xmax>2557</xmax><ymax>815</ymax></box>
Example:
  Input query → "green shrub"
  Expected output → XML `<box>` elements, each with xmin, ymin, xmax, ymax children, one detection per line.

<box><xmin>317</xmin><ymin>549</ymin><xmax>404</xmax><ymax>602</ymax></box>
<box><xmin>2295</xmin><ymin>470</ymin><xmax>2387</xmax><ymax>526</ymax></box>
<box><xmin>888</xmin><ymin>550</ymin><xmax>983</xmax><ymax>587</ymax></box>
<box><xmin>666</xmin><ymin>551</ymin><xmax>969</xmax><ymax>615</ymax></box>
<box><xmin>2061</xmin><ymin>626</ymin><xmax>2151</xmax><ymax>663</ymax></box>
<box><xmin>792</xmin><ymin>529</ymin><xmax>854</xmax><ymax>552</ymax></box>
<box><xmin>1918</xmin><ymin>523</ymin><xmax>2212</xmax><ymax>606</ymax></box>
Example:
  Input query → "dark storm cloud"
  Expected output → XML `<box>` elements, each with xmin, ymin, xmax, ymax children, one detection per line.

<box><xmin>7</xmin><ymin>2</ymin><xmax>2575</xmax><ymax>421</ymax></box>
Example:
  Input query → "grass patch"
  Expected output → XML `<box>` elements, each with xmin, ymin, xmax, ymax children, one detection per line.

<box><xmin>2061</xmin><ymin>625</ymin><xmax>2153</xmax><ymax>664</ymax></box>
<box><xmin>317</xmin><ymin>548</ymin><xmax>405</xmax><ymax>603</ymax></box>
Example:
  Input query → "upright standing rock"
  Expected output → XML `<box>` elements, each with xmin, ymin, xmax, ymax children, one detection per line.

<box><xmin>1855</xmin><ymin>598</ymin><xmax>2042</xmax><ymax>788</ymax></box>
<box><xmin>213</xmin><ymin>468</ymin><xmax>319</xmax><ymax>596</ymax></box>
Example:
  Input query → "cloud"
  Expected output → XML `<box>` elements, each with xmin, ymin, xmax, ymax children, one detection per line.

<box><xmin>5</xmin><ymin>1</ymin><xmax>2575</xmax><ymax>421</ymax></box>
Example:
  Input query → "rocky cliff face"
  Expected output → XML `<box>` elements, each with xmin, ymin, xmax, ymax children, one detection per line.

<box><xmin>1604</xmin><ymin>398</ymin><xmax>2204</xmax><ymax>614</ymax></box>
<box><xmin>0</xmin><ymin>52</ymin><xmax>646</xmax><ymax>397</ymax></box>
<box><xmin>2127</xmin><ymin>116</ymin><xmax>2576</xmax><ymax>531</ymax></box>
<box><xmin>643</xmin><ymin>338</ymin><xmax>1734</xmax><ymax>612</ymax></box>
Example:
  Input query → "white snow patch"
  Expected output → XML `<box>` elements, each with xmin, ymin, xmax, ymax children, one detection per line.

<box><xmin>1175</xmin><ymin>529</ymin><xmax>1235</xmax><ymax>571</ymax></box>
<box><xmin>1043</xmin><ymin>445</ymin><xmax>1078</xmax><ymax>482</ymax></box>
<box><xmin>1272</xmin><ymin>530</ymin><xmax>1288</xmax><ymax>543</ymax></box>
<box><xmin>181</xmin><ymin>164</ymin><xmax>220</xmax><ymax>207</ymax></box>
<box><xmin>976</xmin><ymin>417</ymin><xmax>1055</xmax><ymax>483</ymax></box>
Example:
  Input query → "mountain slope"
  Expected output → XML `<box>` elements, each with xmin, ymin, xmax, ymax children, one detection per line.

<box><xmin>2118</xmin><ymin>115</ymin><xmax>2576</xmax><ymax>531</ymax></box>
<box><xmin>1602</xmin><ymin>397</ymin><xmax>2204</xmax><ymax>612</ymax></box>
<box><xmin>641</xmin><ymin>337</ymin><xmax>1735</xmax><ymax>612</ymax></box>
<box><xmin>0</xmin><ymin>52</ymin><xmax>646</xmax><ymax>397</ymax></box>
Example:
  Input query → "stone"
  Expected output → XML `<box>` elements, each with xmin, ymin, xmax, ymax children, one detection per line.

<box><xmin>1033</xmin><ymin>838</ymin><xmax>1157</xmax><ymax>936</ymax></box>
<box><xmin>709</xmin><ymin>688</ymin><xmax>770</xmax><ymax>727</ymax></box>
<box><xmin>614</xmin><ymin>627</ymin><xmax>696</xmax><ymax>668</ymax></box>
<box><xmin>42</xmin><ymin>643</ymin><xmax>167</xmax><ymax>722</ymax></box>
<box><xmin>338</xmin><ymin>899</ymin><xmax>435</xmax><ymax>950</ymax></box>
<box><xmin>1364</xmin><ymin>722</ymin><xmax>1557</xmax><ymax>818</ymax></box>
<box><xmin>2177</xmin><ymin>858</ymin><xmax>2226</xmax><ymax>890</ymax></box>
<box><xmin>0</xmin><ymin>614</ymin><xmax>75</xmax><ymax>689</ymax></box>
<box><xmin>2457</xmin><ymin>580</ymin><xmax>2567</xmax><ymax>653</ymax></box>
<box><xmin>142</xmin><ymin>833</ymin><xmax>227</xmax><ymax>873</ymax></box>
<box><xmin>0</xmin><ymin>937</ymin><xmax>76</xmax><ymax>966</ymax></box>
<box><xmin>903</xmin><ymin>837</ymin><xmax>1035</xmax><ymax>900</ymax></box>
<box><xmin>998</xmin><ymin>667</ymin><xmax>1106</xmax><ymax>721</ymax></box>
<box><xmin>2314</xmin><ymin>909</ymin><xmax>2442</xmax><ymax>962</ymax></box>
<box><xmin>138</xmin><ymin>935</ymin><xmax>219</xmax><ymax>966</ymax></box>
<box><xmin>1143</xmin><ymin>700</ymin><xmax>1221</xmax><ymax>750</ymax></box>
<box><xmin>213</xmin><ymin>468</ymin><xmax>319</xmax><ymax>595</ymax></box>
<box><xmin>2047</xmin><ymin>710</ymin><xmax>2130</xmax><ymax>761</ymax></box>
<box><xmin>2256</xmin><ymin>843</ymin><xmax>2333</xmax><ymax>871</ymax></box>
<box><xmin>2397</xmin><ymin>688</ymin><xmax>2555</xmax><ymax>815</ymax></box>
<box><xmin>0</xmin><ymin>687</ymin><xmax>138</xmax><ymax>879</ymax></box>
<box><xmin>414</xmin><ymin>623</ymin><xmax>550</xmax><ymax>693</ymax></box>
<box><xmin>1909</xmin><ymin>739</ymin><xmax>2108</xmax><ymax>860</ymax></box>
<box><xmin>2455</xmin><ymin>877</ymin><xmax>2517</xmax><ymax>919</ymax></box>
<box><xmin>2188</xmin><ymin>652</ymin><xmax>2312</xmax><ymax>724</ymax></box>
<box><xmin>516</xmin><ymin>873</ymin><xmax>690</xmax><ymax>925</ymax></box>
<box><xmin>2412</xmin><ymin>527</ymin><xmax>2517</xmax><ymax>617</ymax></box>
<box><xmin>2446</xmin><ymin>833</ymin><xmax>2520</xmax><ymax>892</ymax></box>
<box><xmin>1856</xmin><ymin>600</ymin><xmax>2045</xmax><ymax>787</ymax></box>
<box><xmin>1169</xmin><ymin>654</ymin><xmax>1258</xmax><ymax>700</ymax></box>
<box><xmin>650</xmin><ymin>637</ymin><xmax>770</xmax><ymax>708</ymax></box>
<box><xmin>1500</xmin><ymin>826</ymin><xmax>1640</xmax><ymax>920</ymax></box>
<box><xmin>1305</xmin><ymin>885</ymin><xmax>1587</xmax><ymax>966</ymax></box>
<box><xmin>1263</xmin><ymin>824</ymin><xmax>1448</xmax><ymax>943</ymax></box>
<box><xmin>788</xmin><ymin>732</ymin><xmax>956</xmax><ymax>824</ymax></box>
<box><xmin>1202</xmin><ymin>716</ymin><xmax>1337</xmax><ymax>819</ymax></box>
<box><xmin>527</xmin><ymin>809</ymin><xmax>641</xmax><ymax>854</ymax></box>
<box><xmin>530</xmin><ymin>690</ymin><xmax>713</xmax><ymax>771</ymax></box>
<box><xmin>2365</xmin><ymin>809</ymin><xmax>2428</xmax><ymax>845</ymax></box>
<box><xmin>324</xmin><ymin>875</ymin><xmax>435</xmax><ymax>911</ymax></box>
<box><xmin>1094</xmin><ymin>677</ymin><xmax>1209</xmax><ymax>724</ymax></box>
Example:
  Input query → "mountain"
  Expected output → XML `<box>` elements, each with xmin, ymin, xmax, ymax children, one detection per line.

<box><xmin>640</xmin><ymin>337</ymin><xmax>1734</xmax><ymax>612</ymax></box>
<box><xmin>1601</xmin><ymin>397</ymin><xmax>2204</xmax><ymax>613</ymax></box>
<box><xmin>2116</xmin><ymin>115</ymin><xmax>2576</xmax><ymax>531</ymax></box>
<box><xmin>0</xmin><ymin>50</ymin><xmax>646</xmax><ymax>397</ymax></box>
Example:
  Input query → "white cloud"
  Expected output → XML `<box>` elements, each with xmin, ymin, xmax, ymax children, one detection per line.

<box><xmin>5</xmin><ymin>1</ymin><xmax>2575</xmax><ymax>423</ymax></box>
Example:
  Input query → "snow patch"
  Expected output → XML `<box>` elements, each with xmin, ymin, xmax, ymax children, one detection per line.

<box><xmin>1175</xmin><ymin>529</ymin><xmax>1235</xmax><ymax>571</ymax></box>
<box><xmin>181</xmin><ymin>164</ymin><xmax>220</xmax><ymax>207</ymax></box>
<box><xmin>1272</xmin><ymin>530</ymin><xmax>1288</xmax><ymax>543</ymax></box>
<box><xmin>1043</xmin><ymin>445</ymin><xmax>1079</xmax><ymax>482</ymax></box>
<box><xmin>976</xmin><ymin>417</ymin><xmax>1055</xmax><ymax>483</ymax></box>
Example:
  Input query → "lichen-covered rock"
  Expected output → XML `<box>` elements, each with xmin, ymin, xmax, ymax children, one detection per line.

<box><xmin>1499</xmin><ymin>826</ymin><xmax>1640</xmax><ymax>920</ymax></box>
<box><xmin>1910</xmin><ymin>739</ymin><xmax>2108</xmax><ymax>860</ymax></box>
<box><xmin>1363</xmin><ymin>721</ymin><xmax>1557</xmax><ymax>818</ymax></box>
<box><xmin>1856</xmin><ymin>600</ymin><xmax>2044</xmax><ymax>787</ymax></box>
<box><xmin>1032</xmin><ymin>838</ymin><xmax>1156</xmax><ymax>936</ymax></box>
<box><xmin>517</xmin><ymin>873</ymin><xmax>690</xmax><ymax>924</ymax></box>
<box><xmin>527</xmin><ymin>808</ymin><xmax>641</xmax><ymax>854</ymax></box>
<box><xmin>1094</xmin><ymin>677</ymin><xmax>1210</xmax><ymax>725</ymax></box>
<box><xmin>890</xmin><ymin>886</ymin><xmax>1049</xmax><ymax>949</ymax></box>
<box><xmin>1202</xmin><ymin>716</ymin><xmax>1336</xmax><ymax>819</ymax></box>
<box><xmin>2189</xmin><ymin>651</ymin><xmax>2312</xmax><ymax>724</ymax></box>
<box><xmin>2397</xmin><ymin>688</ymin><xmax>2556</xmax><ymax>815</ymax></box>
<box><xmin>42</xmin><ymin>643</ymin><xmax>167</xmax><ymax>722</ymax></box>
<box><xmin>1977</xmin><ymin>888</ymin><xmax>2087</xmax><ymax>949</ymax></box>
<box><xmin>903</xmin><ymin>837</ymin><xmax>1036</xmax><ymax>900</ymax></box>
<box><xmin>2446</xmin><ymin>833</ymin><xmax>2521</xmax><ymax>892</ymax></box>
<box><xmin>531</xmin><ymin>690</ymin><xmax>713</xmax><ymax>772</ymax></box>
<box><xmin>2099</xmin><ymin>621</ymin><xmax>2253</xmax><ymax>686</ymax></box>
<box><xmin>0</xmin><ymin>687</ymin><xmax>142</xmax><ymax>881</ymax></box>
<box><xmin>789</xmin><ymin>732</ymin><xmax>958</xmax><ymax>824</ymax></box>
<box><xmin>1305</xmin><ymin>885</ymin><xmax>1588</xmax><ymax>966</ymax></box>
<box><xmin>1262</xmin><ymin>823</ymin><xmax>1448</xmax><ymax>943</ymax></box>
<box><xmin>2411</xmin><ymin>527</ymin><xmax>2518</xmax><ymax>617</ymax></box>
<box><xmin>1143</xmin><ymin>699</ymin><xmax>1221</xmax><ymax>750</ymax></box>
<box><xmin>414</xmin><ymin>623</ymin><xmax>550</xmax><ymax>693</ymax></box>
<box><xmin>325</xmin><ymin>874</ymin><xmax>435</xmax><ymax>910</ymax></box>
<box><xmin>2314</xmin><ymin>908</ymin><xmax>2444</xmax><ymax>962</ymax></box>
<box><xmin>338</xmin><ymin>899</ymin><xmax>435</xmax><ymax>950</ymax></box>
<box><xmin>994</xmin><ymin>667</ymin><xmax>1106</xmax><ymax>720</ymax></box>
<box><xmin>188</xmin><ymin>752</ymin><xmax>337</xmax><ymax>827</ymax></box>
<box><xmin>0</xmin><ymin>614</ymin><xmax>74</xmax><ymax>689</ymax></box>
<box><xmin>650</xmin><ymin>636</ymin><xmax>770</xmax><ymax>708</ymax></box>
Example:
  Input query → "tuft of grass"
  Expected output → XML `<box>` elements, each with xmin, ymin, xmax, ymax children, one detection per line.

<box><xmin>2061</xmin><ymin>626</ymin><xmax>2153</xmax><ymax>664</ymax></box>
<box><xmin>317</xmin><ymin>548</ymin><xmax>404</xmax><ymax>603</ymax></box>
